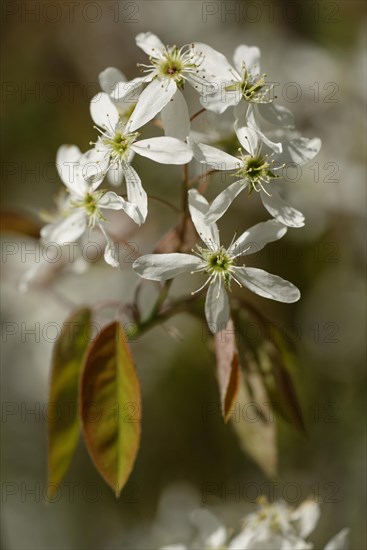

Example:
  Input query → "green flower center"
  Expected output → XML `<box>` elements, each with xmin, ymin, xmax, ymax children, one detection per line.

<box><xmin>84</xmin><ymin>193</ymin><xmax>98</xmax><ymax>215</ymax></box>
<box><xmin>203</xmin><ymin>247</ymin><xmax>235</xmax><ymax>288</ymax></box>
<box><xmin>225</xmin><ymin>66</ymin><xmax>272</xmax><ymax>104</ymax></box>
<box><xmin>152</xmin><ymin>46</ymin><xmax>198</xmax><ymax>86</ymax></box>
<box><xmin>71</xmin><ymin>191</ymin><xmax>106</xmax><ymax>227</ymax></box>
<box><xmin>208</xmin><ymin>251</ymin><xmax>232</xmax><ymax>272</ymax></box>
<box><xmin>236</xmin><ymin>153</ymin><xmax>278</xmax><ymax>193</ymax></box>
<box><xmin>103</xmin><ymin>130</ymin><xmax>138</xmax><ymax>161</ymax></box>
<box><xmin>241</xmin><ymin>69</ymin><xmax>268</xmax><ymax>102</ymax></box>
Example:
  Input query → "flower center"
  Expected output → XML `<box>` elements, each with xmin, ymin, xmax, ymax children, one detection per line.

<box><xmin>84</xmin><ymin>193</ymin><xmax>98</xmax><ymax>215</ymax></box>
<box><xmin>103</xmin><ymin>130</ymin><xmax>138</xmax><ymax>162</ymax></box>
<box><xmin>225</xmin><ymin>66</ymin><xmax>273</xmax><ymax>104</ymax></box>
<box><xmin>72</xmin><ymin>191</ymin><xmax>106</xmax><ymax>227</ymax></box>
<box><xmin>236</xmin><ymin>153</ymin><xmax>278</xmax><ymax>194</ymax></box>
<box><xmin>138</xmin><ymin>44</ymin><xmax>203</xmax><ymax>87</ymax></box>
<box><xmin>204</xmin><ymin>247</ymin><xmax>235</xmax><ymax>288</ymax></box>
<box><xmin>241</xmin><ymin>68</ymin><xmax>270</xmax><ymax>103</ymax></box>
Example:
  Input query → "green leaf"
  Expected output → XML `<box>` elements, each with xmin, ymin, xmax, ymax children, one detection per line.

<box><xmin>48</xmin><ymin>307</ymin><xmax>92</xmax><ymax>494</ymax></box>
<box><xmin>80</xmin><ymin>321</ymin><xmax>141</xmax><ymax>496</ymax></box>
<box><xmin>214</xmin><ymin>319</ymin><xmax>240</xmax><ymax>422</ymax></box>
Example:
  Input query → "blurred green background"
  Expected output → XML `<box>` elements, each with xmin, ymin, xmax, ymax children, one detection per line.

<box><xmin>1</xmin><ymin>1</ymin><xmax>366</xmax><ymax>548</ymax></box>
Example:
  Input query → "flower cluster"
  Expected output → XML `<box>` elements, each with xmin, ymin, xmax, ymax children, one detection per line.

<box><xmin>160</xmin><ymin>497</ymin><xmax>349</xmax><ymax>550</ymax></box>
<box><xmin>40</xmin><ymin>32</ymin><xmax>321</xmax><ymax>331</ymax></box>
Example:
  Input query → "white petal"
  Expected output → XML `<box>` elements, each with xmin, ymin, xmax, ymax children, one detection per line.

<box><xmin>192</xmin><ymin>43</ymin><xmax>235</xmax><ymax>83</ymax></box>
<box><xmin>19</xmin><ymin>261</ymin><xmax>45</xmax><ymax>294</ymax></box>
<box><xmin>161</xmin><ymin>89</ymin><xmax>190</xmax><ymax>141</ymax></box>
<box><xmin>205</xmin><ymin>279</ymin><xmax>230</xmax><ymax>333</ymax></box>
<box><xmin>113</xmin><ymin>77</ymin><xmax>145</xmax><ymax>102</ymax></box>
<box><xmin>324</xmin><ymin>529</ymin><xmax>349</xmax><ymax>550</ymax></box>
<box><xmin>40</xmin><ymin>210</ymin><xmax>86</xmax><ymax>245</ymax></box>
<box><xmin>127</xmin><ymin>79</ymin><xmax>177</xmax><ymax>132</ymax></box>
<box><xmin>133</xmin><ymin>136</ymin><xmax>192</xmax><ymax>164</ymax></box>
<box><xmin>56</xmin><ymin>145</ymin><xmax>82</xmax><ymax>194</ymax></box>
<box><xmin>235</xmin><ymin>267</ymin><xmax>300</xmax><ymax>303</ymax></box>
<box><xmin>98</xmin><ymin>223</ymin><xmax>120</xmax><ymax>268</ymax></box>
<box><xmin>188</xmin><ymin>189</ymin><xmax>220</xmax><ymax>250</ymax></box>
<box><xmin>261</xmin><ymin>188</ymin><xmax>305</xmax><ymax>228</ymax></box>
<box><xmin>231</xmin><ymin>219</ymin><xmax>287</xmax><ymax>256</ymax></box>
<box><xmin>78</xmin><ymin>148</ymin><xmax>109</xmax><ymax>192</ymax></box>
<box><xmin>98</xmin><ymin>191</ymin><xmax>142</xmax><ymax>225</ymax></box>
<box><xmin>90</xmin><ymin>92</ymin><xmax>119</xmax><ymax>131</ymax></box>
<box><xmin>234</xmin><ymin>121</ymin><xmax>259</xmax><ymax>156</ymax></box>
<box><xmin>278</xmin><ymin>137</ymin><xmax>322</xmax><ymax>166</ymax></box>
<box><xmin>258</xmin><ymin>103</ymin><xmax>295</xmax><ymax>129</ymax></box>
<box><xmin>122</xmin><ymin>162</ymin><xmax>148</xmax><ymax>224</ymax></box>
<box><xmin>133</xmin><ymin>253</ymin><xmax>204</xmax><ymax>281</ymax></box>
<box><xmin>227</xmin><ymin>529</ymin><xmax>254</xmax><ymax>550</ymax></box>
<box><xmin>205</xmin><ymin>179</ymin><xmax>247</xmax><ymax>225</ymax></box>
<box><xmin>135</xmin><ymin>31</ymin><xmax>164</xmax><ymax>57</ymax></box>
<box><xmin>107</xmin><ymin>164</ymin><xmax>125</xmax><ymax>186</ymax></box>
<box><xmin>191</xmin><ymin>509</ymin><xmax>227</xmax><ymax>549</ymax></box>
<box><xmin>98</xmin><ymin>191</ymin><xmax>126</xmax><ymax>210</ymax></box>
<box><xmin>99</xmin><ymin>67</ymin><xmax>126</xmax><ymax>94</ymax></box>
<box><xmin>104</xmin><ymin>242</ymin><xmax>119</xmax><ymax>268</ymax></box>
<box><xmin>160</xmin><ymin>546</ymin><xmax>187</xmax><ymax>550</ymax></box>
<box><xmin>246</xmin><ymin>105</ymin><xmax>282</xmax><ymax>154</ymax></box>
<box><xmin>200</xmin><ymin>88</ymin><xmax>240</xmax><ymax>114</ymax></box>
<box><xmin>189</xmin><ymin>140</ymin><xmax>240</xmax><ymax>171</ymax></box>
<box><xmin>233</xmin><ymin>45</ymin><xmax>261</xmax><ymax>75</ymax></box>
<box><xmin>290</xmin><ymin>500</ymin><xmax>320</xmax><ymax>538</ymax></box>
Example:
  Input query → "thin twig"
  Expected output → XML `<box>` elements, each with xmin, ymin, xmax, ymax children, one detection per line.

<box><xmin>190</xmin><ymin>107</ymin><xmax>206</xmax><ymax>122</ymax></box>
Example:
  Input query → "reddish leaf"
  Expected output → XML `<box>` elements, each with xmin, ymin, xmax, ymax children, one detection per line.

<box><xmin>231</xmin><ymin>365</ymin><xmax>278</xmax><ymax>478</ymax></box>
<box><xmin>80</xmin><ymin>322</ymin><xmax>141</xmax><ymax>496</ymax></box>
<box><xmin>214</xmin><ymin>319</ymin><xmax>240</xmax><ymax>422</ymax></box>
<box><xmin>1</xmin><ymin>211</ymin><xmax>41</xmax><ymax>238</ymax></box>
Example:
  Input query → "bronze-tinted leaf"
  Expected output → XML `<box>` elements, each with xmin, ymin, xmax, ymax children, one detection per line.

<box><xmin>48</xmin><ymin>307</ymin><xmax>92</xmax><ymax>494</ymax></box>
<box><xmin>1</xmin><ymin>211</ymin><xmax>41</xmax><ymax>238</ymax></box>
<box><xmin>230</xmin><ymin>309</ymin><xmax>278</xmax><ymax>477</ymax></box>
<box><xmin>80</xmin><ymin>322</ymin><xmax>141</xmax><ymax>496</ymax></box>
<box><xmin>231</xmin><ymin>366</ymin><xmax>278</xmax><ymax>478</ymax></box>
<box><xmin>214</xmin><ymin>319</ymin><xmax>240</xmax><ymax>422</ymax></box>
<box><xmin>235</xmin><ymin>304</ymin><xmax>305</xmax><ymax>434</ymax></box>
<box><xmin>257</xmin><ymin>336</ymin><xmax>306</xmax><ymax>433</ymax></box>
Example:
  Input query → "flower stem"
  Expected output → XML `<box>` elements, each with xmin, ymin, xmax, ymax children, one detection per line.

<box><xmin>190</xmin><ymin>107</ymin><xmax>206</xmax><ymax>122</ymax></box>
<box><xmin>133</xmin><ymin>291</ymin><xmax>205</xmax><ymax>338</ymax></box>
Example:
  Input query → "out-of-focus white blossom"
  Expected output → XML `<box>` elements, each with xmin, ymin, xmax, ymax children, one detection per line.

<box><xmin>41</xmin><ymin>145</ymin><xmax>140</xmax><ymax>267</ymax></box>
<box><xmin>160</xmin><ymin>497</ymin><xmax>349</xmax><ymax>550</ymax></box>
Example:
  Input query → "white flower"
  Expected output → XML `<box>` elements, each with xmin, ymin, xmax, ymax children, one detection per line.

<box><xmin>19</xmin><ymin>192</ymin><xmax>89</xmax><ymax>293</ymax></box>
<box><xmin>160</xmin><ymin>498</ymin><xmax>349</xmax><ymax>550</ymax></box>
<box><xmin>41</xmin><ymin>145</ymin><xmax>139</xmax><ymax>267</ymax></box>
<box><xmin>133</xmin><ymin>189</ymin><xmax>299</xmax><ymax>333</ymax></box>
<box><xmin>98</xmin><ymin>67</ymin><xmax>144</xmax><ymax>130</ymax></box>
<box><xmin>228</xmin><ymin>499</ymin><xmax>319</xmax><ymax>550</ymax></box>
<box><xmin>161</xmin><ymin>508</ymin><xmax>227</xmax><ymax>550</ymax></box>
<box><xmin>190</xmin><ymin>111</ymin><xmax>321</xmax><ymax>228</ymax></box>
<box><xmin>124</xmin><ymin>32</ymin><xmax>229</xmax><ymax>131</ymax></box>
<box><xmin>199</xmin><ymin>45</ymin><xmax>296</xmax><ymax>131</ymax></box>
<box><xmin>198</xmin><ymin>44</ymin><xmax>271</xmax><ymax>113</ymax></box>
<box><xmin>90</xmin><ymin>92</ymin><xmax>193</xmax><ymax>222</ymax></box>
<box><xmin>229</xmin><ymin>499</ymin><xmax>349</xmax><ymax>550</ymax></box>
